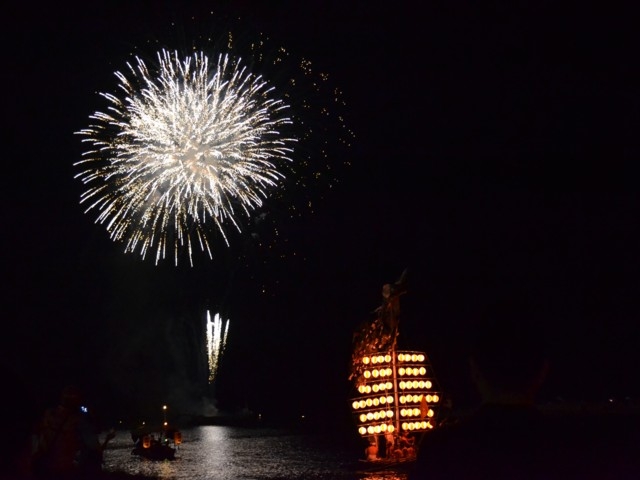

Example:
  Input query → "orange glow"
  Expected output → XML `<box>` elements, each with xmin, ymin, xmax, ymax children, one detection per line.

<box><xmin>351</xmin><ymin>350</ymin><xmax>442</xmax><ymax>438</ymax></box>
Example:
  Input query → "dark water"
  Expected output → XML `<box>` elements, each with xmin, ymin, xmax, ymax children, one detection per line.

<box><xmin>103</xmin><ymin>426</ymin><xmax>408</xmax><ymax>480</ymax></box>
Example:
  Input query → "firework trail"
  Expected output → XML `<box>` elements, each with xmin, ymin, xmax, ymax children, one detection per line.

<box><xmin>206</xmin><ymin>311</ymin><xmax>230</xmax><ymax>383</ymax></box>
<box><xmin>75</xmin><ymin>48</ymin><xmax>295</xmax><ymax>266</ymax></box>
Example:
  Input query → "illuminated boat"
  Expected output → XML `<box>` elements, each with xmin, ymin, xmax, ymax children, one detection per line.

<box><xmin>349</xmin><ymin>271</ymin><xmax>444</xmax><ymax>464</ymax></box>
<box><xmin>131</xmin><ymin>430</ymin><xmax>181</xmax><ymax>461</ymax></box>
<box><xmin>131</xmin><ymin>440</ymin><xmax>176</xmax><ymax>461</ymax></box>
<box><xmin>130</xmin><ymin>409</ymin><xmax>182</xmax><ymax>461</ymax></box>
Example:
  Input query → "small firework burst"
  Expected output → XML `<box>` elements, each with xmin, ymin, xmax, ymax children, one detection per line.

<box><xmin>206</xmin><ymin>311</ymin><xmax>229</xmax><ymax>383</ymax></box>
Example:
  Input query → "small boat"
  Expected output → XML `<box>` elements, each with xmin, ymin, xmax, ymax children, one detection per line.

<box><xmin>131</xmin><ymin>429</ymin><xmax>182</xmax><ymax>461</ymax></box>
<box><xmin>130</xmin><ymin>406</ymin><xmax>183</xmax><ymax>461</ymax></box>
<box><xmin>349</xmin><ymin>270</ymin><xmax>446</xmax><ymax>466</ymax></box>
<box><xmin>131</xmin><ymin>439</ymin><xmax>176</xmax><ymax>461</ymax></box>
<box><xmin>131</xmin><ymin>432</ymin><xmax>182</xmax><ymax>460</ymax></box>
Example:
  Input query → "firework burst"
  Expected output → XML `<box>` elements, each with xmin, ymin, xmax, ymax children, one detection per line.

<box><xmin>75</xmin><ymin>48</ymin><xmax>295</xmax><ymax>266</ymax></box>
<box><xmin>206</xmin><ymin>311</ymin><xmax>230</xmax><ymax>383</ymax></box>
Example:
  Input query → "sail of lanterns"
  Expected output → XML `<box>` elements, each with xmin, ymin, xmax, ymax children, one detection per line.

<box><xmin>349</xmin><ymin>271</ymin><xmax>443</xmax><ymax>460</ymax></box>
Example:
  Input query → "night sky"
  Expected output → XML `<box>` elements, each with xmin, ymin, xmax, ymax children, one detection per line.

<box><xmin>5</xmin><ymin>1</ymin><xmax>640</xmax><ymax>428</ymax></box>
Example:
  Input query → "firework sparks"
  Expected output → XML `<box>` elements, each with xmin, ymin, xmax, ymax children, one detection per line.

<box><xmin>75</xmin><ymin>48</ymin><xmax>295</xmax><ymax>266</ymax></box>
<box><xmin>206</xmin><ymin>311</ymin><xmax>230</xmax><ymax>383</ymax></box>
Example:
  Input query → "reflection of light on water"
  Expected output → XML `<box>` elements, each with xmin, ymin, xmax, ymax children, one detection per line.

<box><xmin>105</xmin><ymin>426</ymin><xmax>396</xmax><ymax>479</ymax></box>
<box><xmin>201</xmin><ymin>425</ymin><xmax>231</xmax><ymax>468</ymax></box>
<box><xmin>356</xmin><ymin>467</ymin><xmax>408</xmax><ymax>480</ymax></box>
<box><xmin>359</xmin><ymin>475</ymin><xmax>407</xmax><ymax>480</ymax></box>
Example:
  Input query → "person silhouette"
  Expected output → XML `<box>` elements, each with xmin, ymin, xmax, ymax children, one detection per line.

<box><xmin>32</xmin><ymin>385</ymin><xmax>114</xmax><ymax>479</ymax></box>
<box><xmin>410</xmin><ymin>299</ymin><xmax>640</xmax><ymax>479</ymax></box>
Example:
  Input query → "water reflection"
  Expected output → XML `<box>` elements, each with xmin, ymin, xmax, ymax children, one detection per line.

<box><xmin>358</xmin><ymin>473</ymin><xmax>408</xmax><ymax>480</ymax></box>
<box><xmin>104</xmin><ymin>425</ymin><xmax>401</xmax><ymax>480</ymax></box>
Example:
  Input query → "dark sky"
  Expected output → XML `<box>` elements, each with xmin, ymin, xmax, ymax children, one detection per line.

<box><xmin>4</xmin><ymin>1</ymin><xmax>640</xmax><ymax>427</ymax></box>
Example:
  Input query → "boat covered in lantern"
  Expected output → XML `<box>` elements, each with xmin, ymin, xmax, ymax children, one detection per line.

<box><xmin>349</xmin><ymin>270</ymin><xmax>445</xmax><ymax>464</ymax></box>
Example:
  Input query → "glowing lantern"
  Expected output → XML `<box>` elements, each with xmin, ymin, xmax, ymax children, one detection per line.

<box><xmin>351</xmin><ymin>349</ymin><xmax>442</xmax><ymax>439</ymax></box>
<box><xmin>142</xmin><ymin>435</ymin><xmax>151</xmax><ymax>449</ymax></box>
<box><xmin>174</xmin><ymin>431</ymin><xmax>182</xmax><ymax>445</ymax></box>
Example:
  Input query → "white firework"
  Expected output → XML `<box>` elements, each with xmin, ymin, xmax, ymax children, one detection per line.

<box><xmin>75</xmin><ymin>48</ymin><xmax>295</xmax><ymax>265</ymax></box>
<box><xmin>206</xmin><ymin>311</ymin><xmax>230</xmax><ymax>383</ymax></box>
